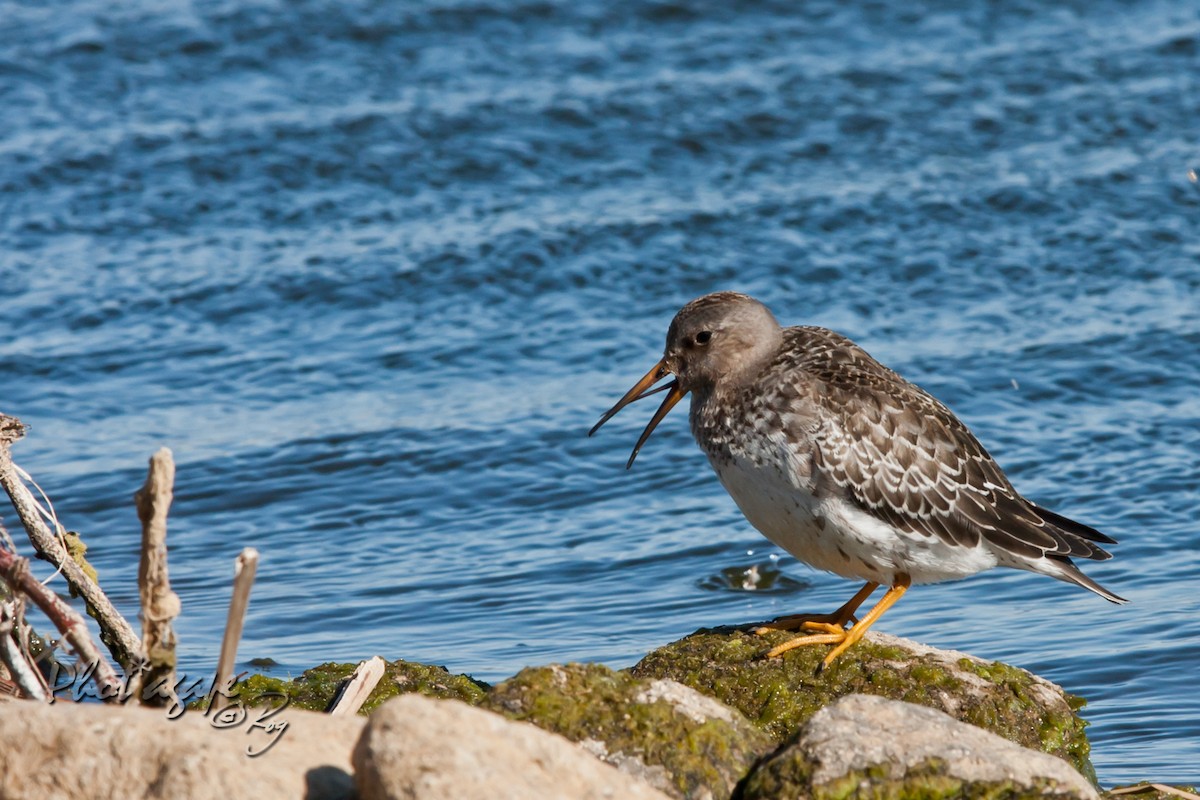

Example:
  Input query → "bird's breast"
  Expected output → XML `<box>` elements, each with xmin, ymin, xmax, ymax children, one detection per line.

<box><xmin>702</xmin><ymin>438</ymin><xmax>999</xmax><ymax>586</ymax></box>
<box><xmin>690</xmin><ymin>394</ymin><xmax>987</xmax><ymax>585</ymax></box>
<box><xmin>690</xmin><ymin>396</ymin><xmax>877</xmax><ymax>581</ymax></box>
<box><xmin>708</xmin><ymin>447</ymin><xmax>893</xmax><ymax>582</ymax></box>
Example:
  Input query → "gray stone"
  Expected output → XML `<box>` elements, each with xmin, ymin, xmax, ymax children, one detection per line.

<box><xmin>742</xmin><ymin>694</ymin><xmax>1100</xmax><ymax>800</ymax></box>
<box><xmin>0</xmin><ymin>695</ymin><xmax>363</xmax><ymax>800</ymax></box>
<box><xmin>633</xmin><ymin>678</ymin><xmax>738</xmax><ymax>725</ymax></box>
<box><xmin>353</xmin><ymin>693</ymin><xmax>672</xmax><ymax>800</ymax></box>
<box><xmin>482</xmin><ymin>662</ymin><xmax>772</xmax><ymax>799</ymax></box>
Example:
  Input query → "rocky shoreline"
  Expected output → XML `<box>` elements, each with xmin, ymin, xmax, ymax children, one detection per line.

<box><xmin>0</xmin><ymin>628</ymin><xmax>1192</xmax><ymax>799</ymax></box>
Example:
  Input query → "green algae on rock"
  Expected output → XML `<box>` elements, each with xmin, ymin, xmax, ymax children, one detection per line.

<box><xmin>743</xmin><ymin>756</ymin><xmax>1092</xmax><ymax>800</ymax></box>
<box><xmin>740</xmin><ymin>694</ymin><xmax>1098</xmax><ymax>800</ymax></box>
<box><xmin>483</xmin><ymin>662</ymin><xmax>771</xmax><ymax>800</ymax></box>
<box><xmin>227</xmin><ymin>659</ymin><xmax>488</xmax><ymax>713</ymax></box>
<box><xmin>630</xmin><ymin>628</ymin><xmax>1095</xmax><ymax>780</ymax></box>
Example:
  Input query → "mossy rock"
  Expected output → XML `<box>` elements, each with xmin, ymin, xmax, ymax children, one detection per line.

<box><xmin>483</xmin><ymin>662</ymin><xmax>772</xmax><ymax>800</ymax></box>
<box><xmin>742</xmin><ymin>695</ymin><xmax>1098</xmax><ymax>800</ymax></box>
<box><xmin>228</xmin><ymin>658</ymin><xmax>488</xmax><ymax>714</ymax></box>
<box><xmin>631</xmin><ymin>628</ymin><xmax>1095</xmax><ymax>781</ymax></box>
<box><xmin>743</xmin><ymin>756</ymin><xmax>1090</xmax><ymax>800</ymax></box>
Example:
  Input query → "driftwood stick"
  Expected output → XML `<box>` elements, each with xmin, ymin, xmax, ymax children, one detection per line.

<box><xmin>0</xmin><ymin>547</ymin><xmax>123</xmax><ymax>700</ymax></box>
<box><xmin>0</xmin><ymin>415</ymin><xmax>143</xmax><ymax>670</ymax></box>
<box><xmin>327</xmin><ymin>656</ymin><xmax>386</xmax><ymax>716</ymax></box>
<box><xmin>0</xmin><ymin>605</ymin><xmax>48</xmax><ymax>702</ymax></box>
<box><xmin>132</xmin><ymin>448</ymin><xmax>181</xmax><ymax>707</ymax></box>
<box><xmin>212</xmin><ymin>547</ymin><xmax>258</xmax><ymax>710</ymax></box>
<box><xmin>1109</xmin><ymin>787</ymin><xmax>1200</xmax><ymax>800</ymax></box>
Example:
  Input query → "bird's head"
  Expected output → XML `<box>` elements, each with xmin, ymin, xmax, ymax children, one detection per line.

<box><xmin>589</xmin><ymin>292</ymin><xmax>782</xmax><ymax>467</ymax></box>
<box><xmin>663</xmin><ymin>291</ymin><xmax>782</xmax><ymax>392</ymax></box>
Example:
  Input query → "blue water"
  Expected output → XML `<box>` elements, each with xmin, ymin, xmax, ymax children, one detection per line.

<box><xmin>3</xmin><ymin>0</ymin><xmax>1198</xmax><ymax>784</ymax></box>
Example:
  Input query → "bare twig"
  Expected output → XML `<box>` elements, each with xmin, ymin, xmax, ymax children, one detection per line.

<box><xmin>1110</xmin><ymin>786</ymin><xmax>1200</xmax><ymax>800</ymax></box>
<box><xmin>0</xmin><ymin>604</ymin><xmax>48</xmax><ymax>701</ymax></box>
<box><xmin>0</xmin><ymin>415</ymin><xmax>143</xmax><ymax>670</ymax></box>
<box><xmin>0</xmin><ymin>547</ymin><xmax>123</xmax><ymax>700</ymax></box>
<box><xmin>327</xmin><ymin>656</ymin><xmax>386</xmax><ymax>716</ymax></box>
<box><xmin>132</xmin><ymin>448</ymin><xmax>181</xmax><ymax>708</ymax></box>
<box><xmin>212</xmin><ymin>547</ymin><xmax>259</xmax><ymax>710</ymax></box>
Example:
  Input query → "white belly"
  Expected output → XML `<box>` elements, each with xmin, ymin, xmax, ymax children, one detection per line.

<box><xmin>709</xmin><ymin>452</ymin><xmax>998</xmax><ymax>586</ymax></box>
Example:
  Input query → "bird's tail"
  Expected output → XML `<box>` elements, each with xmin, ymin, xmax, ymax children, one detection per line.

<box><xmin>1047</xmin><ymin>556</ymin><xmax>1127</xmax><ymax>604</ymax></box>
<box><xmin>1031</xmin><ymin>503</ymin><xmax>1117</xmax><ymax>549</ymax></box>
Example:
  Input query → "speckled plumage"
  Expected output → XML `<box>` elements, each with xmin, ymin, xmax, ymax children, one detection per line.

<box><xmin>691</xmin><ymin>321</ymin><xmax>1118</xmax><ymax>594</ymax></box>
<box><xmin>590</xmin><ymin>291</ymin><xmax>1123</xmax><ymax>665</ymax></box>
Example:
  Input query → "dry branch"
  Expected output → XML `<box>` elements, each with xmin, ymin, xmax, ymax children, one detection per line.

<box><xmin>0</xmin><ymin>415</ymin><xmax>143</xmax><ymax>670</ymax></box>
<box><xmin>212</xmin><ymin>547</ymin><xmax>259</xmax><ymax>710</ymax></box>
<box><xmin>132</xmin><ymin>448</ymin><xmax>181</xmax><ymax>707</ymax></box>
<box><xmin>1110</xmin><ymin>787</ymin><xmax>1200</xmax><ymax>800</ymax></box>
<box><xmin>0</xmin><ymin>604</ymin><xmax>48</xmax><ymax>702</ymax></box>
<box><xmin>327</xmin><ymin>656</ymin><xmax>385</xmax><ymax>716</ymax></box>
<box><xmin>0</xmin><ymin>547</ymin><xmax>123</xmax><ymax>700</ymax></box>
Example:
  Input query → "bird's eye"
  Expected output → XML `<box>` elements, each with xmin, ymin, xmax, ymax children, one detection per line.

<box><xmin>694</xmin><ymin>331</ymin><xmax>713</xmax><ymax>346</ymax></box>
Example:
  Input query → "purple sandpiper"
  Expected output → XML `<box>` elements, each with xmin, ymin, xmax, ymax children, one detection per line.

<box><xmin>590</xmin><ymin>292</ymin><xmax>1124</xmax><ymax>670</ymax></box>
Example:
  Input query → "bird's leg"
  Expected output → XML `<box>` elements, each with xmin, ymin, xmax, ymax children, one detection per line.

<box><xmin>753</xmin><ymin>581</ymin><xmax>878</xmax><ymax>636</ymax></box>
<box><xmin>764</xmin><ymin>575</ymin><xmax>911</xmax><ymax>671</ymax></box>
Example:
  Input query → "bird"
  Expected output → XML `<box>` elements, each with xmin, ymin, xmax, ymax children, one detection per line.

<box><xmin>588</xmin><ymin>291</ymin><xmax>1124</xmax><ymax>671</ymax></box>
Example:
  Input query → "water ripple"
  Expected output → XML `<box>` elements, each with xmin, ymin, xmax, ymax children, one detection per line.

<box><xmin>3</xmin><ymin>0</ymin><xmax>1198</xmax><ymax>784</ymax></box>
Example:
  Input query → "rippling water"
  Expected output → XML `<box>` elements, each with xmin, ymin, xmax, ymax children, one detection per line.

<box><xmin>3</xmin><ymin>0</ymin><xmax>1199</xmax><ymax>784</ymax></box>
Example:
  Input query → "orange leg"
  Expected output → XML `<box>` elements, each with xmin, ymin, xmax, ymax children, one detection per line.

<box><xmin>764</xmin><ymin>575</ymin><xmax>911</xmax><ymax>671</ymax></box>
<box><xmin>753</xmin><ymin>581</ymin><xmax>878</xmax><ymax>636</ymax></box>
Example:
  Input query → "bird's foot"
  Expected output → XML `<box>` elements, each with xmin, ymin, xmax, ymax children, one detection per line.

<box><xmin>751</xmin><ymin>615</ymin><xmax>857</xmax><ymax>671</ymax></box>
<box><xmin>752</xmin><ymin>613</ymin><xmax>854</xmax><ymax>634</ymax></box>
<box><xmin>760</xmin><ymin>579</ymin><xmax>911</xmax><ymax>673</ymax></box>
<box><xmin>763</xmin><ymin>631</ymin><xmax>847</xmax><ymax>659</ymax></box>
<box><xmin>762</xmin><ymin>627</ymin><xmax>858</xmax><ymax>675</ymax></box>
<box><xmin>753</xmin><ymin>582</ymin><xmax>878</xmax><ymax>636</ymax></box>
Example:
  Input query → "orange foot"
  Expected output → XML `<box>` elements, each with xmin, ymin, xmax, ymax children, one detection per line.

<box><xmin>753</xmin><ymin>581</ymin><xmax>878</xmax><ymax>634</ymax></box>
<box><xmin>755</xmin><ymin>576</ymin><xmax>911</xmax><ymax>671</ymax></box>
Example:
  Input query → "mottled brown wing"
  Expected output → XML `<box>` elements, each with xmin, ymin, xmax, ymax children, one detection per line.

<box><xmin>787</xmin><ymin>327</ymin><xmax>1112</xmax><ymax>563</ymax></box>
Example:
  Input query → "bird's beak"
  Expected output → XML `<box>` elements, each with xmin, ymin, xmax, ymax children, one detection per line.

<box><xmin>588</xmin><ymin>358</ymin><xmax>688</xmax><ymax>469</ymax></box>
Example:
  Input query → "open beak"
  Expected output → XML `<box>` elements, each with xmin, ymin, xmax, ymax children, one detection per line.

<box><xmin>588</xmin><ymin>358</ymin><xmax>688</xmax><ymax>469</ymax></box>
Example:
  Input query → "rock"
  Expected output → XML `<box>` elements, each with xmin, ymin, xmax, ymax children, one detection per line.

<box><xmin>741</xmin><ymin>694</ymin><xmax>1099</xmax><ymax>800</ymax></box>
<box><xmin>353</xmin><ymin>693</ymin><xmax>672</xmax><ymax>800</ymax></box>
<box><xmin>632</xmin><ymin>628</ymin><xmax>1095</xmax><ymax>779</ymax></box>
<box><xmin>482</xmin><ymin>662</ymin><xmax>771</xmax><ymax>800</ymax></box>
<box><xmin>0</xmin><ymin>695</ymin><xmax>363</xmax><ymax>799</ymax></box>
<box><xmin>230</xmin><ymin>658</ymin><xmax>489</xmax><ymax>713</ymax></box>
